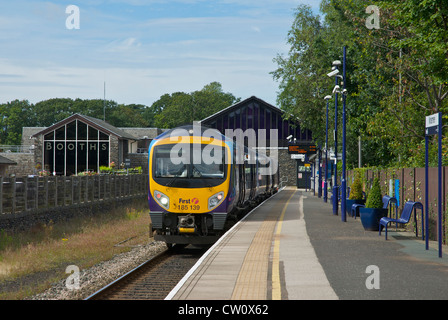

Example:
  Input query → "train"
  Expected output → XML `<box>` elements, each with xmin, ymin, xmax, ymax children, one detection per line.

<box><xmin>148</xmin><ymin>124</ymin><xmax>279</xmax><ymax>247</ymax></box>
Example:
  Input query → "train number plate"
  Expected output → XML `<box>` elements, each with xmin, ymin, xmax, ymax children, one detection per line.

<box><xmin>178</xmin><ymin>204</ymin><xmax>200</xmax><ymax>211</ymax></box>
<box><xmin>177</xmin><ymin>197</ymin><xmax>200</xmax><ymax>211</ymax></box>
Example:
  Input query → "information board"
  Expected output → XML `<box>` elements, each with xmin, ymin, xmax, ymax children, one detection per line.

<box><xmin>288</xmin><ymin>144</ymin><xmax>317</xmax><ymax>155</ymax></box>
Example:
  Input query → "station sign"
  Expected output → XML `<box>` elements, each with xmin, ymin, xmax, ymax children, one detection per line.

<box><xmin>288</xmin><ymin>144</ymin><xmax>317</xmax><ymax>155</ymax></box>
<box><xmin>291</xmin><ymin>154</ymin><xmax>305</xmax><ymax>160</ymax></box>
<box><xmin>425</xmin><ymin>114</ymin><xmax>439</xmax><ymax>136</ymax></box>
<box><xmin>330</xmin><ymin>153</ymin><xmax>342</xmax><ymax>161</ymax></box>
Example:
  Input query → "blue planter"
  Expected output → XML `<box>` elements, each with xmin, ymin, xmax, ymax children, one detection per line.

<box><xmin>359</xmin><ymin>207</ymin><xmax>388</xmax><ymax>231</ymax></box>
<box><xmin>345</xmin><ymin>199</ymin><xmax>365</xmax><ymax>216</ymax></box>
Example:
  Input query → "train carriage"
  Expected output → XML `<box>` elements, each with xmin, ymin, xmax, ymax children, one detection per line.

<box><xmin>148</xmin><ymin>125</ymin><xmax>278</xmax><ymax>247</ymax></box>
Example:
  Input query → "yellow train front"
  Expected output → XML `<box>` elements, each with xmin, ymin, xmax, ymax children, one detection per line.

<box><xmin>148</xmin><ymin>125</ymin><xmax>278</xmax><ymax>247</ymax></box>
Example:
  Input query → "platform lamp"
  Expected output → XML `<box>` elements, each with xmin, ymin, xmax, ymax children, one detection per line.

<box><xmin>327</xmin><ymin>48</ymin><xmax>348</xmax><ymax>221</ymax></box>
<box><xmin>327</xmin><ymin>59</ymin><xmax>342</xmax><ymax>215</ymax></box>
<box><xmin>341</xmin><ymin>47</ymin><xmax>347</xmax><ymax>222</ymax></box>
<box><xmin>323</xmin><ymin>95</ymin><xmax>332</xmax><ymax>203</ymax></box>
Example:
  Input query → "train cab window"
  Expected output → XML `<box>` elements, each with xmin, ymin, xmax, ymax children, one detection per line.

<box><xmin>152</xmin><ymin>143</ymin><xmax>227</xmax><ymax>188</ymax></box>
<box><xmin>153</xmin><ymin>145</ymin><xmax>187</xmax><ymax>178</ymax></box>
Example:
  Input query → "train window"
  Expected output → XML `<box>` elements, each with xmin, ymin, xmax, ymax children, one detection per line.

<box><xmin>153</xmin><ymin>145</ymin><xmax>187</xmax><ymax>178</ymax></box>
<box><xmin>153</xmin><ymin>143</ymin><xmax>227</xmax><ymax>186</ymax></box>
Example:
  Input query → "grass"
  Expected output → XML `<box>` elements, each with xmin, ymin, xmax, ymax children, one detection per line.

<box><xmin>0</xmin><ymin>202</ymin><xmax>152</xmax><ymax>299</ymax></box>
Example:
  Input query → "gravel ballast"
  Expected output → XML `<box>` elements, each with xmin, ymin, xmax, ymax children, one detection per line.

<box><xmin>28</xmin><ymin>240</ymin><xmax>167</xmax><ymax>300</ymax></box>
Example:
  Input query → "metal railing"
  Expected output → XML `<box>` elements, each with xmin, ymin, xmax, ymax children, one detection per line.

<box><xmin>0</xmin><ymin>145</ymin><xmax>34</xmax><ymax>154</ymax></box>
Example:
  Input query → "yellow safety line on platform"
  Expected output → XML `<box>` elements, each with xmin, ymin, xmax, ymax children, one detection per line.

<box><xmin>272</xmin><ymin>190</ymin><xmax>296</xmax><ymax>300</ymax></box>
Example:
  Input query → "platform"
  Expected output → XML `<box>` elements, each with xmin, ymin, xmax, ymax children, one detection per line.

<box><xmin>166</xmin><ymin>187</ymin><xmax>448</xmax><ymax>300</ymax></box>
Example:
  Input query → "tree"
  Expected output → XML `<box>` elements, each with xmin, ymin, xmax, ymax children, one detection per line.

<box><xmin>272</xmin><ymin>0</ymin><xmax>448</xmax><ymax>168</ymax></box>
<box><xmin>152</xmin><ymin>82</ymin><xmax>240</xmax><ymax>128</ymax></box>
<box><xmin>191</xmin><ymin>82</ymin><xmax>240</xmax><ymax>120</ymax></box>
<box><xmin>108</xmin><ymin>104</ymin><xmax>149</xmax><ymax>127</ymax></box>
<box><xmin>142</xmin><ymin>95</ymin><xmax>170</xmax><ymax>127</ymax></box>
<box><xmin>0</xmin><ymin>100</ymin><xmax>33</xmax><ymax>145</ymax></box>
<box><xmin>272</xmin><ymin>2</ymin><xmax>395</xmax><ymax>167</ymax></box>
<box><xmin>32</xmin><ymin>98</ymin><xmax>118</xmax><ymax>126</ymax></box>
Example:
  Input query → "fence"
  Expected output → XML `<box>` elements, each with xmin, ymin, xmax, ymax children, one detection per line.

<box><xmin>347</xmin><ymin>167</ymin><xmax>448</xmax><ymax>243</ymax></box>
<box><xmin>0</xmin><ymin>174</ymin><xmax>149</xmax><ymax>216</ymax></box>
<box><xmin>0</xmin><ymin>145</ymin><xmax>34</xmax><ymax>153</ymax></box>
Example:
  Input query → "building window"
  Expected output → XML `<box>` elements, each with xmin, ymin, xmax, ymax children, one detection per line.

<box><xmin>43</xmin><ymin>119</ymin><xmax>110</xmax><ymax>175</ymax></box>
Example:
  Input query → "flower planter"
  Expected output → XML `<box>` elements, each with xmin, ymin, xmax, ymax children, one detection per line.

<box><xmin>345</xmin><ymin>199</ymin><xmax>365</xmax><ymax>216</ymax></box>
<box><xmin>359</xmin><ymin>207</ymin><xmax>388</xmax><ymax>231</ymax></box>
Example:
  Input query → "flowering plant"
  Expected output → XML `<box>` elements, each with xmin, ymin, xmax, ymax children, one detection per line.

<box><xmin>38</xmin><ymin>170</ymin><xmax>50</xmax><ymax>176</ymax></box>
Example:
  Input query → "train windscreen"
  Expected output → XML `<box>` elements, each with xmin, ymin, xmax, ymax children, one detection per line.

<box><xmin>152</xmin><ymin>143</ymin><xmax>227</xmax><ymax>188</ymax></box>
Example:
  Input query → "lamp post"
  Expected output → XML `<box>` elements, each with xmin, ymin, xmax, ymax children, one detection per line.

<box><xmin>341</xmin><ymin>46</ymin><xmax>347</xmax><ymax>222</ymax></box>
<box><xmin>323</xmin><ymin>95</ymin><xmax>331</xmax><ymax>203</ymax></box>
<box><xmin>327</xmin><ymin>48</ymin><xmax>348</xmax><ymax>221</ymax></box>
<box><xmin>328</xmin><ymin>60</ymin><xmax>342</xmax><ymax>215</ymax></box>
<box><xmin>318</xmin><ymin>144</ymin><xmax>322</xmax><ymax>198</ymax></box>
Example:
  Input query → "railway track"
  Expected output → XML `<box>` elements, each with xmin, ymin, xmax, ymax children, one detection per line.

<box><xmin>85</xmin><ymin>245</ymin><xmax>208</xmax><ymax>300</ymax></box>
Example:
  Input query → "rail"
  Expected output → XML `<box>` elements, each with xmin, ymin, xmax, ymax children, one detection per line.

<box><xmin>0</xmin><ymin>174</ymin><xmax>149</xmax><ymax>216</ymax></box>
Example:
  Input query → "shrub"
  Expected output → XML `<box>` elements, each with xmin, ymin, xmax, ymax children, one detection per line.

<box><xmin>365</xmin><ymin>178</ymin><xmax>383</xmax><ymax>209</ymax></box>
<box><xmin>349</xmin><ymin>177</ymin><xmax>363</xmax><ymax>200</ymax></box>
<box><xmin>99</xmin><ymin>166</ymin><xmax>112</xmax><ymax>173</ymax></box>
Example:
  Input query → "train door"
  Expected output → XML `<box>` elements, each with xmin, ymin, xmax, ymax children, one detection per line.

<box><xmin>296</xmin><ymin>160</ymin><xmax>311</xmax><ymax>189</ymax></box>
<box><xmin>237</xmin><ymin>164</ymin><xmax>245</xmax><ymax>207</ymax></box>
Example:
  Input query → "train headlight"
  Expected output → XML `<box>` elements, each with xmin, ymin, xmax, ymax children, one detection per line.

<box><xmin>208</xmin><ymin>192</ymin><xmax>224</xmax><ymax>210</ymax></box>
<box><xmin>154</xmin><ymin>190</ymin><xmax>169</xmax><ymax>209</ymax></box>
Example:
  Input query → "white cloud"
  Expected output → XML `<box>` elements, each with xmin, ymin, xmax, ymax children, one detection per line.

<box><xmin>0</xmin><ymin>0</ymin><xmax>297</xmax><ymax>107</ymax></box>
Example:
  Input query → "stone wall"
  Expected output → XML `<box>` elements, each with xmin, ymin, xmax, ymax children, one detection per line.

<box><xmin>0</xmin><ymin>153</ymin><xmax>35</xmax><ymax>176</ymax></box>
<box><xmin>109</xmin><ymin>135</ymin><xmax>119</xmax><ymax>166</ymax></box>
<box><xmin>128</xmin><ymin>153</ymin><xmax>149</xmax><ymax>173</ymax></box>
<box><xmin>34</xmin><ymin>134</ymin><xmax>43</xmax><ymax>170</ymax></box>
<box><xmin>261</xmin><ymin>148</ymin><xmax>296</xmax><ymax>187</ymax></box>
<box><xmin>276</xmin><ymin>148</ymin><xmax>297</xmax><ymax>186</ymax></box>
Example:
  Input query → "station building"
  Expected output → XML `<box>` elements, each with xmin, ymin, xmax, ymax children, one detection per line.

<box><xmin>200</xmin><ymin>96</ymin><xmax>314</xmax><ymax>187</ymax></box>
<box><xmin>8</xmin><ymin>96</ymin><xmax>316</xmax><ymax>188</ymax></box>
<box><xmin>21</xmin><ymin>114</ymin><xmax>165</xmax><ymax>176</ymax></box>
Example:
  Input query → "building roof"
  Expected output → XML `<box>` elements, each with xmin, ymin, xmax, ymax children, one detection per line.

<box><xmin>0</xmin><ymin>155</ymin><xmax>17</xmax><ymax>165</ymax></box>
<box><xmin>200</xmin><ymin>96</ymin><xmax>285</xmax><ymax>124</ymax></box>
<box><xmin>32</xmin><ymin>114</ymin><xmax>139</xmax><ymax>140</ymax></box>
<box><xmin>198</xmin><ymin>95</ymin><xmax>312</xmax><ymax>146</ymax></box>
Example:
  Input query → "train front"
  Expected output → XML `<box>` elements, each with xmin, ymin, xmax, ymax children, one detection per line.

<box><xmin>148</xmin><ymin>128</ymin><xmax>233</xmax><ymax>246</ymax></box>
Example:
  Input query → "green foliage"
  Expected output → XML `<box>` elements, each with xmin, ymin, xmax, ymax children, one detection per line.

<box><xmin>0</xmin><ymin>229</ymin><xmax>13</xmax><ymax>252</ymax></box>
<box><xmin>99</xmin><ymin>165</ymin><xmax>142</xmax><ymax>175</ymax></box>
<box><xmin>348</xmin><ymin>176</ymin><xmax>363</xmax><ymax>200</ymax></box>
<box><xmin>365</xmin><ymin>178</ymin><xmax>383</xmax><ymax>209</ymax></box>
<box><xmin>108</xmin><ymin>104</ymin><xmax>149</xmax><ymax>128</ymax></box>
<box><xmin>99</xmin><ymin>166</ymin><xmax>112</xmax><ymax>173</ymax></box>
<box><xmin>152</xmin><ymin>82</ymin><xmax>240</xmax><ymax>128</ymax></box>
<box><xmin>272</xmin><ymin>0</ymin><xmax>448</xmax><ymax>168</ymax></box>
<box><xmin>0</xmin><ymin>100</ymin><xmax>33</xmax><ymax>145</ymax></box>
<box><xmin>0</xmin><ymin>81</ymin><xmax>237</xmax><ymax>146</ymax></box>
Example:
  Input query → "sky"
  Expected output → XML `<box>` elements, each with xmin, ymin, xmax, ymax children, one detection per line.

<box><xmin>0</xmin><ymin>0</ymin><xmax>321</xmax><ymax>108</ymax></box>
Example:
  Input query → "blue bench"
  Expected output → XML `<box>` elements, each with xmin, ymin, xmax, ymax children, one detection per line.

<box><xmin>351</xmin><ymin>195</ymin><xmax>396</xmax><ymax>219</ymax></box>
<box><xmin>351</xmin><ymin>203</ymin><xmax>364</xmax><ymax>219</ymax></box>
<box><xmin>382</xmin><ymin>195</ymin><xmax>398</xmax><ymax>222</ymax></box>
<box><xmin>379</xmin><ymin>201</ymin><xmax>424</xmax><ymax>240</ymax></box>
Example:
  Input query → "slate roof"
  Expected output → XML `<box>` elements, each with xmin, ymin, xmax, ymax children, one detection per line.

<box><xmin>32</xmin><ymin>114</ymin><xmax>139</xmax><ymax>140</ymax></box>
<box><xmin>200</xmin><ymin>96</ymin><xmax>284</xmax><ymax>124</ymax></box>
<box><xmin>0</xmin><ymin>155</ymin><xmax>17</xmax><ymax>165</ymax></box>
